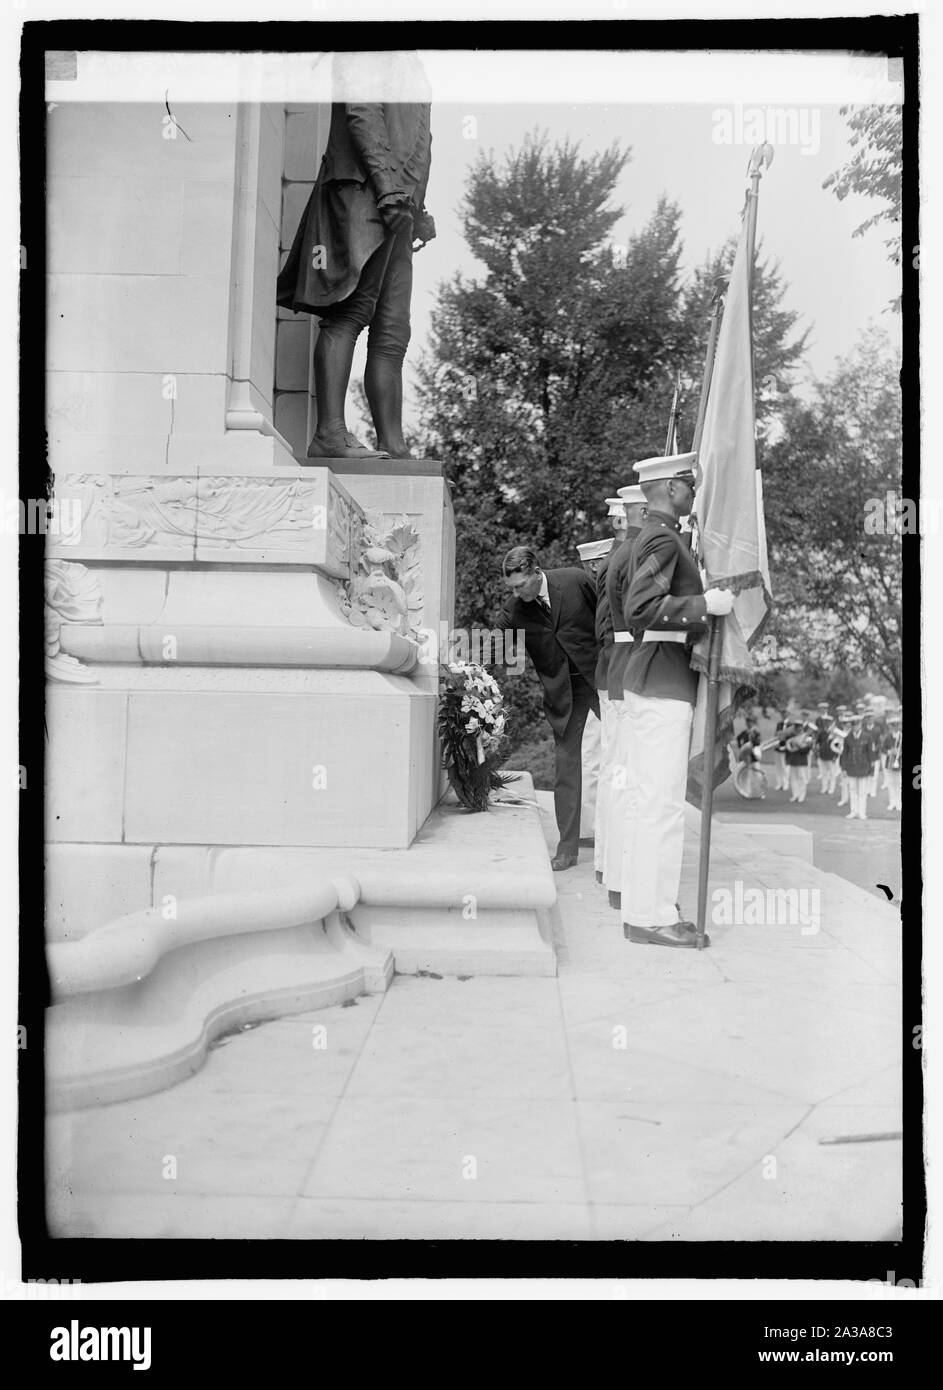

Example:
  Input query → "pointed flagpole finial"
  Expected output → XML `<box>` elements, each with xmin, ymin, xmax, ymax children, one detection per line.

<box><xmin>747</xmin><ymin>143</ymin><xmax>775</xmax><ymax>178</ymax></box>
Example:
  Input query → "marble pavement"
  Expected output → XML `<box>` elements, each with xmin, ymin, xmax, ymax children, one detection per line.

<box><xmin>47</xmin><ymin>797</ymin><xmax>903</xmax><ymax>1243</ymax></box>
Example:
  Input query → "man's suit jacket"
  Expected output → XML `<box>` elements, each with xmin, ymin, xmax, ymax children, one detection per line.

<box><xmin>501</xmin><ymin>567</ymin><xmax>600</xmax><ymax>737</ymax></box>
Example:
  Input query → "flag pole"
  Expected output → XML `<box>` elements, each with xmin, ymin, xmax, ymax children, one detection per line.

<box><xmin>693</xmin><ymin>144</ymin><xmax>769</xmax><ymax>951</ymax></box>
<box><xmin>664</xmin><ymin>371</ymin><xmax>682</xmax><ymax>455</ymax></box>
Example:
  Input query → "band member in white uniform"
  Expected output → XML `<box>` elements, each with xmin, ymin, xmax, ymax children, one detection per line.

<box><xmin>834</xmin><ymin>706</ymin><xmax>851</xmax><ymax>804</ymax></box>
<box><xmin>884</xmin><ymin>712</ymin><xmax>902</xmax><ymax>812</ymax></box>
<box><xmin>814</xmin><ymin>701</ymin><xmax>832</xmax><ymax>791</ymax></box>
<box><xmin>772</xmin><ymin>713</ymin><xmax>789</xmax><ymax>790</ymax></box>
<box><xmin>839</xmin><ymin>712</ymin><xmax>873</xmax><ymax>820</ymax></box>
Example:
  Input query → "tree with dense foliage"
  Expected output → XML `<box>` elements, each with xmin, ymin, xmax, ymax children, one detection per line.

<box><xmin>763</xmin><ymin>325</ymin><xmax>902</xmax><ymax>697</ymax></box>
<box><xmin>823</xmin><ymin>105</ymin><xmax>903</xmax><ymax>307</ymax></box>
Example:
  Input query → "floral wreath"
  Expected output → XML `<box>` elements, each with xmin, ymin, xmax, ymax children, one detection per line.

<box><xmin>437</xmin><ymin>661</ymin><xmax>517</xmax><ymax>812</ymax></box>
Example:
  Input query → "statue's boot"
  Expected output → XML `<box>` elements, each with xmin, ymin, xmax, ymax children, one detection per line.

<box><xmin>365</xmin><ymin>352</ymin><xmax>414</xmax><ymax>460</ymax></box>
<box><xmin>308</xmin><ymin>322</ymin><xmax>389</xmax><ymax>459</ymax></box>
<box><xmin>306</xmin><ymin>430</ymin><xmax>389</xmax><ymax>460</ymax></box>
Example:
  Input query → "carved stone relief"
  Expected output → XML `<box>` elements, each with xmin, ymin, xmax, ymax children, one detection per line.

<box><xmin>45</xmin><ymin>560</ymin><xmax>103</xmax><ymax>684</ymax></box>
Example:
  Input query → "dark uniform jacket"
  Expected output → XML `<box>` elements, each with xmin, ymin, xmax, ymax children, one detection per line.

<box><xmin>784</xmin><ymin>726</ymin><xmax>815</xmax><ymax>766</ymax></box>
<box><xmin>604</xmin><ymin>526</ymin><xmax>641</xmax><ymax>702</ymax></box>
<box><xmin>500</xmin><ymin>567</ymin><xmax>600</xmax><ymax>738</ymax></box>
<box><xmin>815</xmin><ymin>720</ymin><xmax>838</xmax><ymax>760</ymax></box>
<box><xmin>593</xmin><ymin>554</ymin><xmax>614</xmax><ymax>692</ymax></box>
<box><xmin>277</xmin><ymin>92</ymin><xmax>434</xmax><ymax>314</ymax></box>
<box><xmin>863</xmin><ymin>722</ymin><xmax>884</xmax><ymax>763</ymax></box>
<box><xmin>622</xmin><ymin>510</ymin><xmax>708</xmax><ymax>705</ymax></box>
<box><xmin>840</xmin><ymin>728</ymin><xmax>875</xmax><ymax>779</ymax></box>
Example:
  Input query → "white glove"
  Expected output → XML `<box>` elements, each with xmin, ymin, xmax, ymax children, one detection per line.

<box><xmin>704</xmin><ymin>587</ymin><xmax>735</xmax><ymax>616</ymax></box>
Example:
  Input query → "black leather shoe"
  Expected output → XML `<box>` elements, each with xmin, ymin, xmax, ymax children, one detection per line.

<box><xmin>624</xmin><ymin>920</ymin><xmax>709</xmax><ymax>948</ymax></box>
<box><xmin>551</xmin><ymin>851</ymin><xmax>578</xmax><ymax>872</ymax></box>
<box><xmin>595</xmin><ymin>870</ymin><xmax>604</xmax><ymax>885</ymax></box>
<box><xmin>608</xmin><ymin>889</ymin><xmax>621</xmax><ymax>910</ymax></box>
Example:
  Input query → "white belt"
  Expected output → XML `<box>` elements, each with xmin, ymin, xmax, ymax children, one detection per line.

<box><xmin>642</xmin><ymin>630</ymin><xmax>687</xmax><ymax>643</ymax></box>
<box><xmin>612</xmin><ymin>631</ymin><xmax>634</xmax><ymax>644</ymax></box>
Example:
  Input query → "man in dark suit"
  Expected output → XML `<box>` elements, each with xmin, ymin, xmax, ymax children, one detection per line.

<box><xmin>499</xmin><ymin>546</ymin><xmax>600</xmax><ymax>870</ymax></box>
<box><xmin>276</xmin><ymin>51</ymin><xmax>436</xmax><ymax>460</ymax></box>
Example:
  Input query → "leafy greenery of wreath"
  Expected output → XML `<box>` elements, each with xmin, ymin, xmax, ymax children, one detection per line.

<box><xmin>437</xmin><ymin>661</ymin><xmax>517</xmax><ymax>812</ymax></box>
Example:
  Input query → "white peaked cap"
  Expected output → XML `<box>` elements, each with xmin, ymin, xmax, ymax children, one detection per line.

<box><xmin>605</xmin><ymin>497</ymin><xmax>626</xmax><ymax>516</ymax></box>
<box><xmin>617</xmin><ymin>484</ymin><xmax>646</xmax><ymax>506</ymax></box>
<box><xmin>576</xmin><ymin>538</ymin><xmax>614</xmax><ymax>561</ymax></box>
<box><xmin>634</xmin><ymin>450</ymin><xmax>698</xmax><ymax>485</ymax></box>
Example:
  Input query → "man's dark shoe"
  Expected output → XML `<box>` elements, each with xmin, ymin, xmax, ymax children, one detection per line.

<box><xmin>623</xmin><ymin>920</ymin><xmax>709</xmax><ymax>948</ymax></box>
<box><xmin>608</xmin><ymin>889</ymin><xmax>621</xmax><ymax>910</ymax></box>
<box><xmin>551</xmin><ymin>850</ymin><xmax>578</xmax><ymax>872</ymax></box>
<box><xmin>595</xmin><ymin>870</ymin><xmax>604</xmax><ymax>885</ymax></box>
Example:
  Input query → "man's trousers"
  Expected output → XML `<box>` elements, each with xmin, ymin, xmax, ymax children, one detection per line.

<box><xmin>620</xmin><ymin>691</ymin><xmax>693</xmax><ymax>928</ymax></box>
<box><xmin>788</xmin><ymin>764</ymin><xmax>808</xmax><ymax>802</ymax></box>
<box><xmin>590</xmin><ymin>693</ymin><xmax>614</xmax><ymax>875</ymax></box>
<box><xmin>551</xmin><ymin>675</ymin><xmax>596</xmax><ymax>855</ymax></box>
<box><xmin>847</xmin><ymin>776</ymin><xmax>870</xmax><ymax>820</ymax></box>
<box><xmin>886</xmin><ymin>767</ymin><xmax>902</xmax><ymax>811</ymax></box>
<box><xmin>605</xmin><ymin>696</ymin><xmax>630</xmax><ymax>890</ymax></box>
<box><xmin>580</xmin><ymin>707</ymin><xmax>602</xmax><ymax>841</ymax></box>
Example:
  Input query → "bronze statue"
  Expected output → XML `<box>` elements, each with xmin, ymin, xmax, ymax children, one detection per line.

<box><xmin>276</xmin><ymin>51</ymin><xmax>435</xmax><ymax>461</ymax></box>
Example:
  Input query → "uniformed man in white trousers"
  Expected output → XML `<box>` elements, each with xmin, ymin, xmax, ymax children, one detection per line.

<box><xmin>575</xmin><ymin>536</ymin><xmax>615</xmax><ymax>845</ymax></box>
<box><xmin>602</xmin><ymin>485</ymin><xmax>649</xmax><ymax>907</ymax></box>
<box><xmin>619</xmin><ymin>453</ymin><xmax>734</xmax><ymax>947</ymax></box>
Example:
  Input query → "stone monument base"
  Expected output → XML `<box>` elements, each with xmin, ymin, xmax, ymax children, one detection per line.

<box><xmin>46</xmin><ymin>775</ymin><xmax>556</xmax><ymax>1110</ymax></box>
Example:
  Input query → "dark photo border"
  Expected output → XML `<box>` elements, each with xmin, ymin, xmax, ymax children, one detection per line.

<box><xmin>18</xmin><ymin>13</ymin><xmax>923</xmax><ymax>1288</ymax></box>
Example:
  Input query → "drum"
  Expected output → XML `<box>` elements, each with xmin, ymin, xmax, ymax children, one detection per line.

<box><xmin>734</xmin><ymin>762</ymin><xmax>768</xmax><ymax>799</ymax></box>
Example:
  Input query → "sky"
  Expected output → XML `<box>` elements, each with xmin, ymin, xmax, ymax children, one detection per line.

<box><xmin>42</xmin><ymin>45</ymin><xmax>904</xmax><ymax>427</ymax></box>
<box><xmin>393</xmin><ymin>96</ymin><xmax>902</xmax><ymax>427</ymax></box>
<box><xmin>287</xmin><ymin>44</ymin><xmax>903</xmax><ymax>430</ymax></box>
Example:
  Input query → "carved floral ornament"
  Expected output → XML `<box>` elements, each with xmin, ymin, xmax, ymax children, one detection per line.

<box><xmin>336</xmin><ymin>514</ymin><xmax>423</xmax><ymax>641</ymax></box>
<box><xmin>45</xmin><ymin>560</ymin><xmax>102</xmax><ymax>684</ymax></box>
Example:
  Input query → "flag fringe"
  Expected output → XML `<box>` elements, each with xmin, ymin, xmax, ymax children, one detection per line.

<box><xmin>705</xmin><ymin>569</ymin><xmax>768</xmax><ymax>597</ymax></box>
<box><xmin>689</xmin><ymin>651</ymin><xmax>757</xmax><ymax>687</ymax></box>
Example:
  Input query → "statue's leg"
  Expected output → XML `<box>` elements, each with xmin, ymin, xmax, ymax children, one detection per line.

<box><xmin>364</xmin><ymin>226</ymin><xmax>414</xmax><ymax>460</ymax></box>
<box><xmin>309</xmin><ymin>241</ymin><xmax>395</xmax><ymax>459</ymax></box>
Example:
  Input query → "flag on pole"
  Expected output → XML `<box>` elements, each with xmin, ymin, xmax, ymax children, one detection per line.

<box><xmin>686</xmin><ymin>162</ymin><xmax>773</xmax><ymax>808</ymax></box>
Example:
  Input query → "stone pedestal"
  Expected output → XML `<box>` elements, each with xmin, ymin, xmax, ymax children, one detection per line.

<box><xmin>43</xmin><ymin>90</ymin><xmax>554</xmax><ymax>1116</ymax></box>
<box><xmin>45</xmin><ymin>461</ymin><xmax>437</xmax><ymax>850</ymax></box>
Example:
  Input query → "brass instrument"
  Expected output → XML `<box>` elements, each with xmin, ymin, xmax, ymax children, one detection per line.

<box><xmin>888</xmin><ymin>730</ymin><xmax>902</xmax><ymax>770</ymax></box>
<box><xmin>827</xmin><ymin>721</ymin><xmax>849</xmax><ymax>757</ymax></box>
<box><xmin>784</xmin><ymin>728</ymin><xmax>814</xmax><ymax>754</ymax></box>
